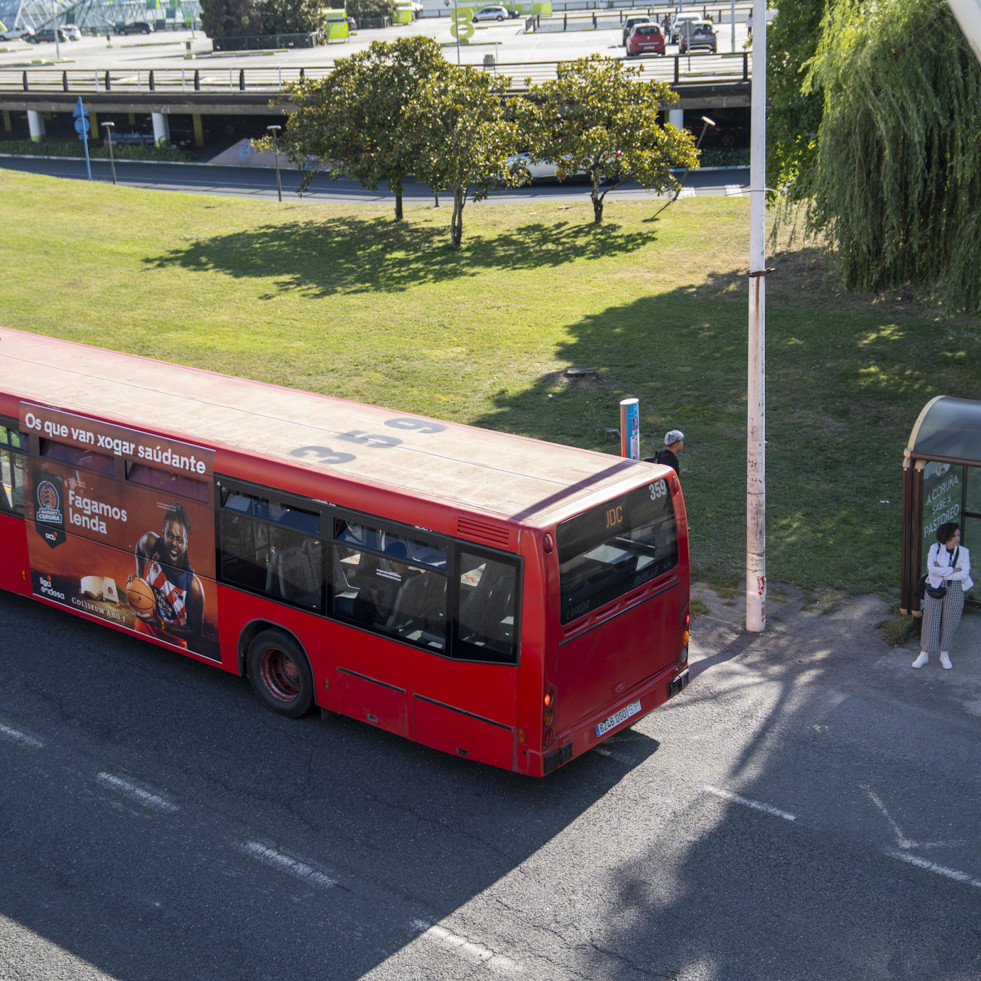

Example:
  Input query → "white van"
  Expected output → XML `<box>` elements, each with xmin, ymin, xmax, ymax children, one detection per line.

<box><xmin>670</xmin><ymin>10</ymin><xmax>702</xmax><ymax>43</ymax></box>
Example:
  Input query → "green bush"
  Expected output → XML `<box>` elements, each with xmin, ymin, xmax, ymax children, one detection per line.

<box><xmin>0</xmin><ymin>139</ymin><xmax>195</xmax><ymax>162</ymax></box>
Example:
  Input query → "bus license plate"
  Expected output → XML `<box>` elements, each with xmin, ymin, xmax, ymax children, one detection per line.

<box><xmin>595</xmin><ymin>699</ymin><xmax>642</xmax><ymax>738</ymax></box>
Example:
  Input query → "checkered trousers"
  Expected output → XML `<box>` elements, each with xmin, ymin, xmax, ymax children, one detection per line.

<box><xmin>920</xmin><ymin>579</ymin><xmax>965</xmax><ymax>653</ymax></box>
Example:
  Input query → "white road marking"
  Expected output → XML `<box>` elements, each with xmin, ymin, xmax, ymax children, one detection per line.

<box><xmin>95</xmin><ymin>772</ymin><xmax>179</xmax><ymax>813</ymax></box>
<box><xmin>240</xmin><ymin>841</ymin><xmax>337</xmax><ymax>890</ymax></box>
<box><xmin>704</xmin><ymin>785</ymin><xmax>797</xmax><ymax>822</ymax></box>
<box><xmin>410</xmin><ymin>920</ymin><xmax>520</xmax><ymax>973</ymax></box>
<box><xmin>0</xmin><ymin>721</ymin><xmax>45</xmax><ymax>749</ymax></box>
<box><xmin>883</xmin><ymin>848</ymin><xmax>981</xmax><ymax>889</ymax></box>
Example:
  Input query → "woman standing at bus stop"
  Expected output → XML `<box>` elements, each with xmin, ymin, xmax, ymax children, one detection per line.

<box><xmin>913</xmin><ymin>522</ymin><xmax>972</xmax><ymax>670</ymax></box>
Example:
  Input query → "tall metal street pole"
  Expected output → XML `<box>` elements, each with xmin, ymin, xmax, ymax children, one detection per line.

<box><xmin>746</xmin><ymin>0</ymin><xmax>767</xmax><ymax>632</ymax></box>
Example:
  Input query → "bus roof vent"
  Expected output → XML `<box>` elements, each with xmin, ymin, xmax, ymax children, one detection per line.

<box><xmin>456</xmin><ymin>516</ymin><xmax>513</xmax><ymax>549</ymax></box>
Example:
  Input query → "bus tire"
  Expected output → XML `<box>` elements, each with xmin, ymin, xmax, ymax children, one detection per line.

<box><xmin>246</xmin><ymin>630</ymin><xmax>314</xmax><ymax>718</ymax></box>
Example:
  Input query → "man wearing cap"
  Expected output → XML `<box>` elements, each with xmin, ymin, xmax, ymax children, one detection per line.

<box><xmin>646</xmin><ymin>429</ymin><xmax>684</xmax><ymax>474</ymax></box>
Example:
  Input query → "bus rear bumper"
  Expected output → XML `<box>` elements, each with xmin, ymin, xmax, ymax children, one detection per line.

<box><xmin>536</xmin><ymin>666</ymin><xmax>691</xmax><ymax>776</ymax></box>
<box><xmin>667</xmin><ymin>669</ymin><xmax>690</xmax><ymax>698</ymax></box>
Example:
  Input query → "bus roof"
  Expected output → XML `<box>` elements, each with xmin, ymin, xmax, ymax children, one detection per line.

<box><xmin>0</xmin><ymin>328</ymin><xmax>664</xmax><ymax>528</ymax></box>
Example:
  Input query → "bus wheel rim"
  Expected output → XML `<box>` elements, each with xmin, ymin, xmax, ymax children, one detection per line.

<box><xmin>261</xmin><ymin>649</ymin><xmax>300</xmax><ymax>702</ymax></box>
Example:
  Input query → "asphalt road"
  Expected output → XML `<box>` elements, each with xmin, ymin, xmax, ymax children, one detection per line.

<box><xmin>2</xmin><ymin>584</ymin><xmax>979</xmax><ymax>981</ymax></box>
<box><xmin>0</xmin><ymin>153</ymin><xmax>750</xmax><ymax>203</ymax></box>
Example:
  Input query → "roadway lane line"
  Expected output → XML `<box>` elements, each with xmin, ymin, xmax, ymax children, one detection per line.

<box><xmin>409</xmin><ymin>920</ymin><xmax>521</xmax><ymax>974</ymax></box>
<box><xmin>239</xmin><ymin>840</ymin><xmax>338</xmax><ymax>890</ymax></box>
<box><xmin>704</xmin><ymin>785</ymin><xmax>798</xmax><ymax>822</ymax></box>
<box><xmin>883</xmin><ymin>848</ymin><xmax>981</xmax><ymax>890</ymax></box>
<box><xmin>95</xmin><ymin>771</ymin><xmax>180</xmax><ymax>813</ymax></box>
<box><xmin>0</xmin><ymin>720</ymin><xmax>45</xmax><ymax>749</ymax></box>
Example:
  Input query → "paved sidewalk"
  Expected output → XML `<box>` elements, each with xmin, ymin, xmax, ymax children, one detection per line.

<box><xmin>688</xmin><ymin>581</ymin><xmax>981</xmax><ymax>718</ymax></box>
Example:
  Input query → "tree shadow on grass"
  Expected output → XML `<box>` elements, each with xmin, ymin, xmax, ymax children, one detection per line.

<box><xmin>143</xmin><ymin>213</ymin><xmax>653</xmax><ymax>297</ymax></box>
<box><xmin>467</xmin><ymin>281</ymin><xmax>949</xmax><ymax>590</ymax></box>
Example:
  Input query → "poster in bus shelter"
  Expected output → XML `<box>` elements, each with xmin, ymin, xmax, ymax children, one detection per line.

<box><xmin>921</xmin><ymin>460</ymin><xmax>961</xmax><ymax>548</ymax></box>
<box><xmin>20</xmin><ymin>403</ymin><xmax>220</xmax><ymax>662</ymax></box>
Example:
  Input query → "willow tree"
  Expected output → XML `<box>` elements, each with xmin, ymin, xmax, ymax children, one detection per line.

<box><xmin>766</xmin><ymin>0</ymin><xmax>827</xmax><ymax>194</ymax></box>
<box><xmin>801</xmin><ymin>0</ymin><xmax>981</xmax><ymax>314</ymax></box>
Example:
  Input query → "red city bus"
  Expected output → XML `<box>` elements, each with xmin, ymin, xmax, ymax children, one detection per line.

<box><xmin>0</xmin><ymin>327</ymin><xmax>690</xmax><ymax>776</ymax></box>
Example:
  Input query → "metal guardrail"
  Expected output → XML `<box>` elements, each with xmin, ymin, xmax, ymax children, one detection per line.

<box><xmin>0</xmin><ymin>53</ymin><xmax>750</xmax><ymax>97</ymax></box>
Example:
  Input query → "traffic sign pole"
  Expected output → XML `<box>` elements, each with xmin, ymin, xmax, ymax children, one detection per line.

<box><xmin>73</xmin><ymin>96</ymin><xmax>92</xmax><ymax>180</ymax></box>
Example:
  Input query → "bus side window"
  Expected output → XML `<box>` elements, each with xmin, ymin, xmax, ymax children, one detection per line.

<box><xmin>39</xmin><ymin>439</ymin><xmax>114</xmax><ymax>476</ymax></box>
<box><xmin>0</xmin><ymin>446</ymin><xmax>26</xmax><ymax>516</ymax></box>
<box><xmin>455</xmin><ymin>553</ymin><xmax>518</xmax><ymax>664</ymax></box>
<box><xmin>331</xmin><ymin>526</ymin><xmax>448</xmax><ymax>651</ymax></box>
<box><xmin>218</xmin><ymin>490</ymin><xmax>323</xmax><ymax>611</ymax></box>
<box><xmin>126</xmin><ymin>462</ymin><xmax>210</xmax><ymax>503</ymax></box>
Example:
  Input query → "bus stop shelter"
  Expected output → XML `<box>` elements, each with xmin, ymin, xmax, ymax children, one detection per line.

<box><xmin>901</xmin><ymin>395</ymin><xmax>981</xmax><ymax>614</ymax></box>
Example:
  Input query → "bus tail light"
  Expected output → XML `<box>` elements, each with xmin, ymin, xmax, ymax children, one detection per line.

<box><xmin>543</xmin><ymin>688</ymin><xmax>556</xmax><ymax>737</ymax></box>
<box><xmin>681</xmin><ymin>612</ymin><xmax>690</xmax><ymax>664</ymax></box>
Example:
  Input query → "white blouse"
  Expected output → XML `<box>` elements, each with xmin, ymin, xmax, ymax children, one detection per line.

<box><xmin>927</xmin><ymin>542</ymin><xmax>973</xmax><ymax>592</ymax></box>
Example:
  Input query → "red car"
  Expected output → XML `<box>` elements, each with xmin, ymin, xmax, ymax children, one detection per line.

<box><xmin>626</xmin><ymin>23</ymin><xmax>666</xmax><ymax>57</ymax></box>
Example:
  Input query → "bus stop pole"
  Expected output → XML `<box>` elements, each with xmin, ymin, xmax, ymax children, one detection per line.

<box><xmin>620</xmin><ymin>398</ymin><xmax>640</xmax><ymax>460</ymax></box>
<box><xmin>746</xmin><ymin>0</ymin><xmax>767</xmax><ymax>632</ymax></box>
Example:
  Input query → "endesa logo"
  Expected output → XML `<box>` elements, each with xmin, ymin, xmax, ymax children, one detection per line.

<box><xmin>38</xmin><ymin>574</ymin><xmax>66</xmax><ymax>602</ymax></box>
<box><xmin>35</xmin><ymin>479</ymin><xmax>63</xmax><ymax>524</ymax></box>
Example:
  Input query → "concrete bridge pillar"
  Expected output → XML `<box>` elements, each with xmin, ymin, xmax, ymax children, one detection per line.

<box><xmin>27</xmin><ymin>109</ymin><xmax>45</xmax><ymax>142</ymax></box>
<box><xmin>152</xmin><ymin>112</ymin><xmax>170</xmax><ymax>146</ymax></box>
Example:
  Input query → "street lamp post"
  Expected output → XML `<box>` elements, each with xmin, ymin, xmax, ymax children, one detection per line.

<box><xmin>649</xmin><ymin>116</ymin><xmax>714</xmax><ymax>221</ymax></box>
<box><xmin>746</xmin><ymin>0</ymin><xmax>767</xmax><ymax>632</ymax></box>
<box><xmin>266</xmin><ymin>124</ymin><xmax>283</xmax><ymax>202</ymax></box>
<box><xmin>102</xmin><ymin>121</ymin><xmax>116</xmax><ymax>184</ymax></box>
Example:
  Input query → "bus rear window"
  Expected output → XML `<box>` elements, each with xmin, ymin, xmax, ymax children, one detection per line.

<box><xmin>557</xmin><ymin>479</ymin><xmax>678</xmax><ymax>624</ymax></box>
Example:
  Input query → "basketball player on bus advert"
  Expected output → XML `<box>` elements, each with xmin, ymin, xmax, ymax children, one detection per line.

<box><xmin>127</xmin><ymin>501</ymin><xmax>205</xmax><ymax>650</ymax></box>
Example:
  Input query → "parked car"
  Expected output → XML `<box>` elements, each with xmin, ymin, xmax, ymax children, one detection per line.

<box><xmin>117</xmin><ymin>21</ymin><xmax>153</xmax><ymax>35</ymax></box>
<box><xmin>679</xmin><ymin>20</ymin><xmax>717</xmax><ymax>54</ymax></box>
<box><xmin>0</xmin><ymin>25</ymin><xmax>34</xmax><ymax>41</ymax></box>
<box><xmin>62</xmin><ymin>25</ymin><xmax>81</xmax><ymax>40</ymax></box>
<box><xmin>625</xmin><ymin>23</ymin><xmax>665</xmax><ymax>57</ymax></box>
<box><xmin>669</xmin><ymin>11</ymin><xmax>701</xmax><ymax>43</ymax></box>
<box><xmin>30</xmin><ymin>28</ymin><xmax>69</xmax><ymax>43</ymax></box>
<box><xmin>621</xmin><ymin>14</ymin><xmax>652</xmax><ymax>45</ymax></box>
<box><xmin>472</xmin><ymin>6</ymin><xmax>510</xmax><ymax>22</ymax></box>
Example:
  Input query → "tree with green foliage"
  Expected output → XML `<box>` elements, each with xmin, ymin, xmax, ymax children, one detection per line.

<box><xmin>346</xmin><ymin>0</ymin><xmax>397</xmax><ymax>24</ymax></box>
<box><xmin>800</xmin><ymin>0</ymin><xmax>981</xmax><ymax>314</ymax></box>
<box><xmin>200</xmin><ymin>0</ymin><xmax>264</xmax><ymax>37</ymax></box>
<box><xmin>403</xmin><ymin>66</ymin><xmax>526</xmax><ymax>248</ymax></box>
<box><xmin>272</xmin><ymin>36</ymin><xmax>450</xmax><ymax>221</ymax></box>
<box><xmin>259</xmin><ymin>0</ymin><xmax>325</xmax><ymax>35</ymax></box>
<box><xmin>524</xmin><ymin>55</ymin><xmax>698</xmax><ymax>224</ymax></box>
<box><xmin>765</xmin><ymin>0</ymin><xmax>827</xmax><ymax>195</ymax></box>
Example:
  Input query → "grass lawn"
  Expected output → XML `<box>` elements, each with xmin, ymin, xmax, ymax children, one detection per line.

<box><xmin>2</xmin><ymin>168</ymin><xmax>978</xmax><ymax>598</ymax></box>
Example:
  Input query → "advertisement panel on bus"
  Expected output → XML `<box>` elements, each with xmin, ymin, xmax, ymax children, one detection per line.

<box><xmin>20</xmin><ymin>403</ymin><xmax>220</xmax><ymax>662</ymax></box>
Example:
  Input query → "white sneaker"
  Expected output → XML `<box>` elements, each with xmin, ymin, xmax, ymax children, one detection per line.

<box><xmin>912</xmin><ymin>651</ymin><xmax>929</xmax><ymax>668</ymax></box>
<box><xmin>940</xmin><ymin>652</ymin><xmax>952</xmax><ymax>670</ymax></box>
